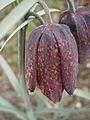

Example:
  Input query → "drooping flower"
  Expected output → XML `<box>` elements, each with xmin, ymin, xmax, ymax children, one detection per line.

<box><xmin>25</xmin><ymin>24</ymin><xmax>78</xmax><ymax>103</ymax></box>
<box><xmin>77</xmin><ymin>6</ymin><xmax>90</xmax><ymax>31</ymax></box>
<box><xmin>59</xmin><ymin>6</ymin><xmax>90</xmax><ymax>64</ymax></box>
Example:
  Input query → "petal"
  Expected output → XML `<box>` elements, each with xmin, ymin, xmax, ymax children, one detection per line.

<box><xmin>60</xmin><ymin>12</ymin><xmax>90</xmax><ymax>63</ymax></box>
<box><xmin>37</xmin><ymin>27</ymin><xmax>63</xmax><ymax>103</ymax></box>
<box><xmin>77</xmin><ymin>6</ymin><xmax>90</xmax><ymax>32</ymax></box>
<box><xmin>73</xmin><ymin>14</ymin><xmax>90</xmax><ymax>63</ymax></box>
<box><xmin>51</xmin><ymin>24</ymin><xmax>78</xmax><ymax>94</ymax></box>
<box><xmin>59</xmin><ymin>11</ymin><xmax>77</xmax><ymax>38</ymax></box>
<box><xmin>77</xmin><ymin>6</ymin><xmax>90</xmax><ymax>16</ymax></box>
<box><xmin>25</xmin><ymin>26</ymin><xmax>45</xmax><ymax>92</ymax></box>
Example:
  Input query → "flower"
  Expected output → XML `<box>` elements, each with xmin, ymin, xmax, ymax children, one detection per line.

<box><xmin>25</xmin><ymin>24</ymin><xmax>78</xmax><ymax>103</ymax></box>
<box><xmin>77</xmin><ymin>6</ymin><xmax>90</xmax><ymax>31</ymax></box>
<box><xmin>59</xmin><ymin>6</ymin><xmax>90</xmax><ymax>63</ymax></box>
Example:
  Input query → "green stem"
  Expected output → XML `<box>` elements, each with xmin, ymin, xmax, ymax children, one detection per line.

<box><xmin>38</xmin><ymin>0</ymin><xmax>52</xmax><ymax>23</ymax></box>
<box><xmin>18</xmin><ymin>18</ymin><xmax>36</xmax><ymax>120</ymax></box>
<box><xmin>66</xmin><ymin>0</ymin><xmax>76</xmax><ymax>12</ymax></box>
<box><xmin>26</xmin><ymin>11</ymin><xmax>45</xmax><ymax>24</ymax></box>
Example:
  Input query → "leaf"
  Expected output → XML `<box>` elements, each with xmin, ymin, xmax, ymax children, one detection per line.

<box><xmin>0</xmin><ymin>8</ymin><xmax>60</xmax><ymax>51</ymax></box>
<box><xmin>0</xmin><ymin>106</ymin><xmax>27</xmax><ymax>120</ymax></box>
<box><xmin>60</xmin><ymin>88</ymin><xmax>90</xmax><ymax>107</ymax></box>
<box><xmin>59</xmin><ymin>91</ymin><xmax>69</xmax><ymax>107</ymax></box>
<box><xmin>0</xmin><ymin>0</ymin><xmax>37</xmax><ymax>40</ymax></box>
<box><xmin>74</xmin><ymin>89</ymin><xmax>90</xmax><ymax>100</ymax></box>
<box><xmin>36</xmin><ymin>107</ymin><xmax>90</xmax><ymax>116</ymax></box>
<box><xmin>0</xmin><ymin>19</ymin><xmax>33</xmax><ymax>51</ymax></box>
<box><xmin>31</xmin><ymin>3</ymin><xmax>38</xmax><ymax>11</ymax></box>
<box><xmin>35</xmin><ymin>89</ymin><xmax>52</xmax><ymax>108</ymax></box>
<box><xmin>0</xmin><ymin>0</ymin><xmax>15</xmax><ymax>10</ymax></box>
<box><xmin>0</xmin><ymin>55</ymin><xmax>21</xmax><ymax>95</ymax></box>
<box><xmin>63</xmin><ymin>88</ymin><xmax>90</xmax><ymax>100</ymax></box>
<box><xmin>0</xmin><ymin>97</ymin><xmax>27</xmax><ymax>120</ymax></box>
<box><xmin>0</xmin><ymin>96</ymin><xmax>15</xmax><ymax>107</ymax></box>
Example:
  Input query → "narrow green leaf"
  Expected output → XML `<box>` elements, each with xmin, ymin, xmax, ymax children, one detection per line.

<box><xmin>36</xmin><ymin>108</ymin><xmax>90</xmax><ymax>115</ymax></box>
<box><xmin>0</xmin><ymin>8</ymin><xmax>60</xmax><ymax>51</ymax></box>
<box><xmin>0</xmin><ymin>0</ymin><xmax>15</xmax><ymax>10</ymax></box>
<box><xmin>0</xmin><ymin>97</ymin><xmax>28</xmax><ymax>120</ymax></box>
<box><xmin>0</xmin><ymin>19</ymin><xmax>33</xmax><ymax>51</ymax></box>
<box><xmin>0</xmin><ymin>55</ymin><xmax>20</xmax><ymax>95</ymax></box>
<box><xmin>35</xmin><ymin>89</ymin><xmax>52</xmax><ymax>108</ymax></box>
<box><xmin>0</xmin><ymin>105</ymin><xmax>28</xmax><ymax>120</ymax></box>
<box><xmin>59</xmin><ymin>91</ymin><xmax>69</xmax><ymax>107</ymax></box>
<box><xmin>0</xmin><ymin>96</ymin><xmax>15</xmax><ymax>108</ymax></box>
<box><xmin>0</xmin><ymin>0</ymin><xmax>37</xmax><ymax>40</ymax></box>
<box><xmin>74</xmin><ymin>89</ymin><xmax>90</xmax><ymax>100</ymax></box>
<box><xmin>0</xmin><ymin>106</ymin><xmax>27</xmax><ymax>120</ymax></box>
<box><xmin>31</xmin><ymin>3</ymin><xmax>38</xmax><ymax>11</ymax></box>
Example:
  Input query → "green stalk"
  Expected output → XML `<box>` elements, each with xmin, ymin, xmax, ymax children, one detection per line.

<box><xmin>38</xmin><ymin>0</ymin><xmax>52</xmax><ymax>23</ymax></box>
<box><xmin>66</xmin><ymin>0</ymin><xmax>76</xmax><ymax>12</ymax></box>
<box><xmin>18</xmin><ymin>18</ymin><xmax>36</xmax><ymax>120</ymax></box>
<box><xmin>26</xmin><ymin>11</ymin><xmax>45</xmax><ymax>24</ymax></box>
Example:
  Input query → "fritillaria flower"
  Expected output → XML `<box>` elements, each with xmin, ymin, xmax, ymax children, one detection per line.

<box><xmin>25</xmin><ymin>24</ymin><xmax>78</xmax><ymax>103</ymax></box>
<box><xmin>59</xmin><ymin>5</ymin><xmax>90</xmax><ymax>64</ymax></box>
<box><xmin>77</xmin><ymin>6</ymin><xmax>90</xmax><ymax>31</ymax></box>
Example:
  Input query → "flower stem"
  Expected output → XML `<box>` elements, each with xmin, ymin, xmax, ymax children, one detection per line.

<box><xmin>26</xmin><ymin>11</ymin><xmax>45</xmax><ymax>24</ymax></box>
<box><xmin>38</xmin><ymin>0</ymin><xmax>52</xmax><ymax>23</ymax></box>
<box><xmin>66</xmin><ymin>0</ymin><xmax>76</xmax><ymax>13</ymax></box>
<box><xmin>18</xmin><ymin>18</ymin><xmax>36</xmax><ymax>120</ymax></box>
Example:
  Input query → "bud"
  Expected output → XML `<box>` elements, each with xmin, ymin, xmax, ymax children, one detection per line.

<box><xmin>25</xmin><ymin>24</ymin><xmax>78</xmax><ymax>103</ymax></box>
<box><xmin>59</xmin><ymin>6</ymin><xmax>90</xmax><ymax>63</ymax></box>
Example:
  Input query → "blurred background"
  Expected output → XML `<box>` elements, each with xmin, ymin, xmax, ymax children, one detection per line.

<box><xmin>0</xmin><ymin>0</ymin><xmax>90</xmax><ymax>120</ymax></box>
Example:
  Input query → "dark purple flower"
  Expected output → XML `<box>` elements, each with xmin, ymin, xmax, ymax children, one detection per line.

<box><xmin>59</xmin><ymin>6</ymin><xmax>90</xmax><ymax>63</ymax></box>
<box><xmin>77</xmin><ymin>6</ymin><xmax>90</xmax><ymax>31</ymax></box>
<box><xmin>25</xmin><ymin>24</ymin><xmax>78</xmax><ymax>103</ymax></box>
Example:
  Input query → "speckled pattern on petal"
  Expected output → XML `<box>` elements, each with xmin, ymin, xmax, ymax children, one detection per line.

<box><xmin>51</xmin><ymin>24</ymin><xmax>78</xmax><ymax>94</ymax></box>
<box><xmin>59</xmin><ymin>8</ymin><xmax>90</xmax><ymax>63</ymax></box>
<box><xmin>77</xmin><ymin>6</ymin><xmax>90</xmax><ymax>32</ymax></box>
<box><xmin>25</xmin><ymin>26</ymin><xmax>45</xmax><ymax>92</ymax></box>
<box><xmin>25</xmin><ymin>24</ymin><xmax>78</xmax><ymax>103</ymax></box>
<box><xmin>37</xmin><ymin>28</ymin><xmax>63</xmax><ymax>103</ymax></box>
